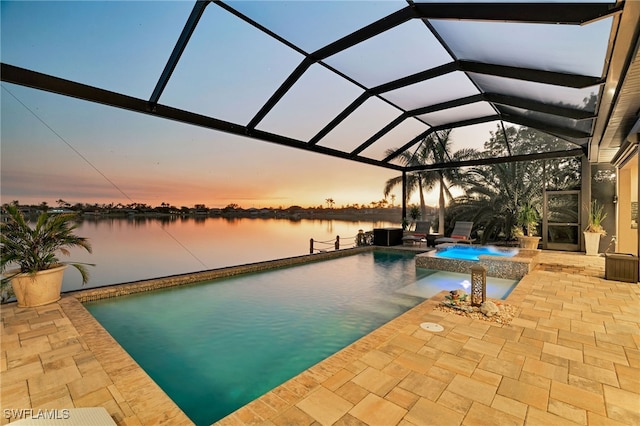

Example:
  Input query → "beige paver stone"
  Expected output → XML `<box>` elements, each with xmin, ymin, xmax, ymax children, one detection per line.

<box><xmin>18</xmin><ymin>324</ymin><xmax>59</xmax><ymax>341</ymax></box>
<box><xmin>385</xmin><ymin>387</ymin><xmax>419</xmax><ymax>410</ymax></box>
<box><xmin>509</xmin><ymin>317</ymin><xmax>538</xmax><ymax>329</ymax></box>
<box><xmin>398</xmin><ymin>371</ymin><xmax>447</xmax><ymax>401</ymax></box>
<box><xmin>360</xmin><ymin>349</ymin><xmax>394</xmax><ymax>369</ymax></box>
<box><xmin>586</xmin><ymin>411</ymin><xmax>632</xmax><ymax>426</ymax></box>
<box><xmin>523</xmin><ymin>357</ymin><xmax>568</xmax><ymax>382</ymax></box>
<box><xmin>333</xmin><ymin>413</ymin><xmax>367</xmax><ymax>426</ymax></box>
<box><xmin>296</xmin><ymin>386</ymin><xmax>352</xmax><ymax>426</ymax></box>
<box><xmin>497</xmin><ymin>377</ymin><xmax>548</xmax><ymax>409</ymax></box>
<box><xmin>548</xmin><ymin>398</ymin><xmax>587</xmax><ymax>424</ymax></box>
<box><xmin>550</xmin><ymin>381</ymin><xmax>606</xmax><ymax>415</ymax></box>
<box><xmin>404</xmin><ymin>397</ymin><xmax>464</xmax><ymax>426</ymax></box>
<box><xmin>425</xmin><ymin>335</ymin><xmax>463</xmax><ymax>355</ymax></box>
<box><xmin>245</xmin><ymin>398</ymin><xmax>278</xmax><ymax>421</ymax></box>
<box><xmin>73</xmin><ymin>387</ymin><xmax>113</xmax><ymax>407</ymax></box>
<box><xmin>569</xmin><ymin>361</ymin><xmax>619</xmax><ymax>387</ymax></box>
<box><xmin>436</xmin><ymin>389</ymin><xmax>472</xmax><ymax>415</ymax></box>
<box><xmin>29</xmin><ymin>384</ymin><xmax>71</xmax><ymax>408</ymax></box>
<box><xmin>38</xmin><ymin>342</ymin><xmax>85</xmax><ymax>365</ymax></box>
<box><xmin>542</xmin><ymin>342</ymin><xmax>583</xmax><ymax>362</ymax></box>
<box><xmin>583</xmin><ymin>345</ymin><xmax>629</xmax><ymax>366</ymax></box>
<box><xmin>446</xmin><ymin>375</ymin><xmax>497</xmax><ymax>406</ymax></box>
<box><xmin>322</xmin><ymin>369</ymin><xmax>354</xmax><ymax>392</ymax></box>
<box><xmin>464</xmin><ymin>401</ymin><xmax>523</xmax><ymax>426</ymax></box>
<box><xmin>426</xmin><ymin>365</ymin><xmax>456</xmax><ymax>384</ymax></box>
<box><xmin>519</xmin><ymin>370</ymin><xmax>551</xmax><ymax>391</ymax></box>
<box><xmin>351</xmin><ymin>367</ymin><xmax>399</xmax><ymax>396</ymax></box>
<box><xmin>521</xmin><ymin>327</ymin><xmax>557</xmax><ymax>344</ymax></box>
<box><xmin>491</xmin><ymin>394</ymin><xmax>527</xmax><ymax>420</ymax></box>
<box><xmin>345</xmin><ymin>359</ymin><xmax>368</xmax><ymax>375</ymax></box>
<box><xmin>434</xmin><ymin>352</ymin><xmax>477</xmax><ymax>377</ymax></box>
<box><xmin>478</xmin><ymin>356</ymin><xmax>522</xmax><ymax>380</ymax></box>
<box><xmin>272</xmin><ymin>383</ymin><xmax>304</xmax><ymax>405</ymax></box>
<box><xmin>335</xmin><ymin>380</ymin><xmax>369</xmax><ymax>405</ymax></box>
<box><xmin>394</xmin><ymin>351</ymin><xmax>434</xmax><ymax>374</ymax></box>
<box><xmin>471</xmin><ymin>368</ymin><xmax>502</xmax><ymax>387</ymax></box>
<box><xmin>388</xmin><ymin>334</ymin><xmax>425</xmax><ymax>353</ymax></box>
<box><xmin>625</xmin><ymin>347</ymin><xmax>640</xmax><ymax>369</ymax></box>
<box><xmin>271</xmin><ymin>405</ymin><xmax>315</xmax><ymax>426</ymax></box>
<box><xmin>615</xmin><ymin>364</ymin><xmax>640</xmax><ymax>393</ymax></box>
<box><xmin>0</xmin><ymin>380</ymin><xmax>30</xmax><ymax>410</ymax></box>
<box><xmin>382</xmin><ymin>360</ymin><xmax>412</xmax><ymax>380</ymax></box>
<box><xmin>595</xmin><ymin>331</ymin><xmax>636</xmax><ymax>349</ymax></box>
<box><xmin>349</xmin><ymin>393</ymin><xmax>406</xmax><ymax>425</ymax></box>
<box><xmin>1</xmin><ymin>360</ymin><xmax>44</xmax><ymax>385</ymax></box>
<box><xmin>603</xmin><ymin>385</ymin><xmax>640</xmax><ymax>422</ymax></box>
<box><xmin>526</xmin><ymin>406</ymin><xmax>587</xmax><ymax>425</ymax></box>
<box><xmin>457</xmin><ymin>347</ymin><xmax>484</xmax><ymax>363</ymax></box>
<box><xmin>486</xmin><ymin>325</ymin><xmax>522</xmax><ymax>342</ymax></box>
<box><xmin>502</xmin><ymin>341</ymin><xmax>542</xmax><ymax>358</ymax></box>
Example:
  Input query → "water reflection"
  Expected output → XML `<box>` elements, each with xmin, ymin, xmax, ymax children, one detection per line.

<box><xmin>61</xmin><ymin>217</ymin><xmax>398</xmax><ymax>292</ymax></box>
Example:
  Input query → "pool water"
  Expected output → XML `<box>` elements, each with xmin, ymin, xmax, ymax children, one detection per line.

<box><xmin>85</xmin><ymin>250</ymin><xmax>517</xmax><ymax>425</ymax></box>
<box><xmin>435</xmin><ymin>245</ymin><xmax>518</xmax><ymax>261</ymax></box>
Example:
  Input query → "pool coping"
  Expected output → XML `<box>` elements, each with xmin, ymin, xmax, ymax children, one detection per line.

<box><xmin>71</xmin><ymin>246</ymin><xmax>379</xmax><ymax>302</ymax></box>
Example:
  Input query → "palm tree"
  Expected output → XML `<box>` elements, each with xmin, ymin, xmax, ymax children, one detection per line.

<box><xmin>446</xmin><ymin>125</ymin><xmax>581</xmax><ymax>244</ymax></box>
<box><xmin>384</xmin><ymin>129</ymin><xmax>476</xmax><ymax>234</ymax></box>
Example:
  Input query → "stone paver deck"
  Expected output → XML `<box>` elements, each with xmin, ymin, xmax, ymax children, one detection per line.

<box><xmin>1</xmin><ymin>251</ymin><xmax>639</xmax><ymax>425</ymax></box>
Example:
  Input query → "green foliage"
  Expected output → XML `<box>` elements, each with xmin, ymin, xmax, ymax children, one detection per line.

<box><xmin>445</xmin><ymin>125</ymin><xmax>579</xmax><ymax>244</ymax></box>
<box><xmin>1</xmin><ymin>204</ymin><xmax>94</xmax><ymax>289</ymax></box>
<box><xmin>383</xmin><ymin>129</ymin><xmax>476</xmax><ymax>234</ymax></box>
<box><xmin>517</xmin><ymin>203</ymin><xmax>539</xmax><ymax>236</ymax></box>
<box><xmin>409</xmin><ymin>205</ymin><xmax>421</xmax><ymax>221</ymax></box>
<box><xmin>584</xmin><ymin>200</ymin><xmax>607</xmax><ymax>234</ymax></box>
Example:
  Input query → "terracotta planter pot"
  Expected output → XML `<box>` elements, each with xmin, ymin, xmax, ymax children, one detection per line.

<box><xmin>518</xmin><ymin>236</ymin><xmax>540</xmax><ymax>249</ymax></box>
<box><xmin>9</xmin><ymin>265</ymin><xmax>67</xmax><ymax>307</ymax></box>
<box><xmin>584</xmin><ymin>232</ymin><xmax>602</xmax><ymax>256</ymax></box>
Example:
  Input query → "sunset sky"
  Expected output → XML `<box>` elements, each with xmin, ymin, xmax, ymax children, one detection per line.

<box><xmin>1</xmin><ymin>1</ymin><xmax>509</xmax><ymax>209</ymax></box>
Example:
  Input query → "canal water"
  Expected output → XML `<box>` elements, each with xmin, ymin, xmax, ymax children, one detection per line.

<box><xmin>58</xmin><ymin>216</ymin><xmax>399</xmax><ymax>292</ymax></box>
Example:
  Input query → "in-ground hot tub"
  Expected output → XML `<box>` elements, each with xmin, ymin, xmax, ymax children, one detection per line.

<box><xmin>416</xmin><ymin>244</ymin><xmax>539</xmax><ymax>279</ymax></box>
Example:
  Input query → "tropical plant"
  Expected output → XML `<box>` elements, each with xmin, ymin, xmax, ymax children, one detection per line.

<box><xmin>383</xmin><ymin>129</ymin><xmax>476</xmax><ymax>234</ymax></box>
<box><xmin>517</xmin><ymin>203</ymin><xmax>539</xmax><ymax>236</ymax></box>
<box><xmin>584</xmin><ymin>200</ymin><xmax>607</xmax><ymax>234</ymax></box>
<box><xmin>445</xmin><ymin>125</ymin><xmax>582</xmax><ymax>244</ymax></box>
<box><xmin>1</xmin><ymin>204</ymin><xmax>93</xmax><ymax>288</ymax></box>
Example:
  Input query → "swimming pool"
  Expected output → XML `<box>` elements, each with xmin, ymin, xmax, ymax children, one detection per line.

<box><xmin>84</xmin><ymin>250</ymin><xmax>517</xmax><ymax>425</ymax></box>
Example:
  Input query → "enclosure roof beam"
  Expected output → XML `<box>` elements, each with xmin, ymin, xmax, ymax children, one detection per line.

<box><xmin>0</xmin><ymin>63</ymin><xmax>403</xmax><ymax>172</ymax></box>
<box><xmin>405</xmin><ymin>148</ymin><xmax>585</xmax><ymax>172</ymax></box>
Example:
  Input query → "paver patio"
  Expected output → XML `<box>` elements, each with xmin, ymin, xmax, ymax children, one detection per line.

<box><xmin>1</xmin><ymin>251</ymin><xmax>639</xmax><ymax>425</ymax></box>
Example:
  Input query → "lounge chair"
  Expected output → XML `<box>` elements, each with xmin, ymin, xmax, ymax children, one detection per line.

<box><xmin>435</xmin><ymin>221</ymin><xmax>475</xmax><ymax>245</ymax></box>
<box><xmin>402</xmin><ymin>221</ymin><xmax>431</xmax><ymax>245</ymax></box>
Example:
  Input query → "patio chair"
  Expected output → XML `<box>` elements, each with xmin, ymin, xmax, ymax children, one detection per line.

<box><xmin>435</xmin><ymin>221</ymin><xmax>475</xmax><ymax>245</ymax></box>
<box><xmin>402</xmin><ymin>221</ymin><xmax>431</xmax><ymax>245</ymax></box>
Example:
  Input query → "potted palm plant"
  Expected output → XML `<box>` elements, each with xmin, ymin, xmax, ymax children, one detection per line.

<box><xmin>584</xmin><ymin>200</ymin><xmax>606</xmax><ymax>256</ymax></box>
<box><xmin>1</xmin><ymin>204</ymin><xmax>93</xmax><ymax>307</ymax></box>
<box><xmin>516</xmin><ymin>203</ymin><xmax>540</xmax><ymax>249</ymax></box>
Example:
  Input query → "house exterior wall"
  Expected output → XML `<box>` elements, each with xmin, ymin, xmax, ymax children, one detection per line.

<box><xmin>617</xmin><ymin>156</ymin><xmax>638</xmax><ymax>255</ymax></box>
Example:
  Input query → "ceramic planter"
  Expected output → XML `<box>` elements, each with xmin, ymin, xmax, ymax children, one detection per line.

<box><xmin>9</xmin><ymin>265</ymin><xmax>67</xmax><ymax>307</ymax></box>
<box><xmin>518</xmin><ymin>236</ymin><xmax>540</xmax><ymax>249</ymax></box>
<box><xmin>583</xmin><ymin>232</ymin><xmax>602</xmax><ymax>256</ymax></box>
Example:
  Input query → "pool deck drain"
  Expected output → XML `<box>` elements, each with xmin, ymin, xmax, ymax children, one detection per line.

<box><xmin>1</xmin><ymin>250</ymin><xmax>639</xmax><ymax>426</ymax></box>
<box><xmin>419</xmin><ymin>322</ymin><xmax>444</xmax><ymax>332</ymax></box>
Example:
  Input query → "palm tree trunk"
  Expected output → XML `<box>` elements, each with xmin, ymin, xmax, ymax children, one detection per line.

<box><xmin>438</xmin><ymin>173</ymin><xmax>446</xmax><ymax>234</ymax></box>
<box><xmin>418</xmin><ymin>179</ymin><xmax>427</xmax><ymax>220</ymax></box>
